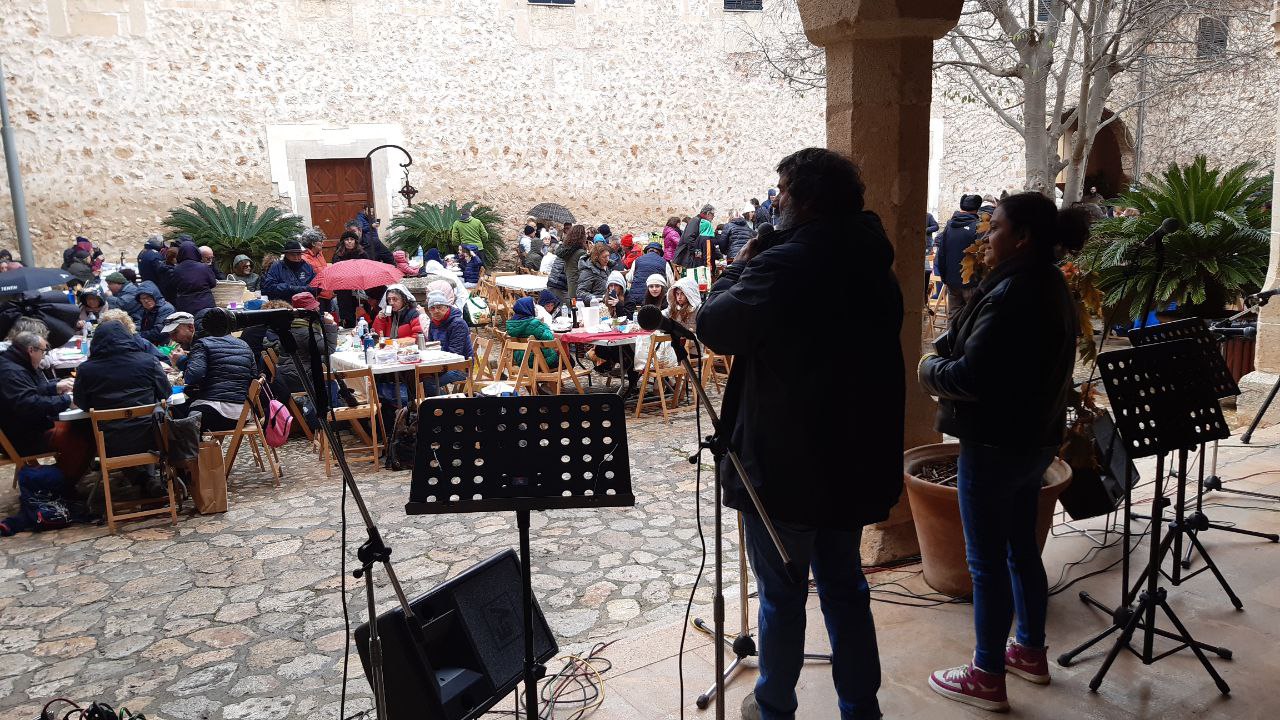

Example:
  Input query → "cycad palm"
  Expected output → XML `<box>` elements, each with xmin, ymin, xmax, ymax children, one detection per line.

<box><xmin>164</xmin><ymin>198</ymin><xmax>304</xmax><ymax>272</ymax></box>
<box><xmin>1079</xmin><ymin>156</ymin><xmax>1270</xmax><ymax>318</ymax></box>
<box><xmin>387</xmin><ymin>201</ymin><xmax>506</xmax><ymax>266</ymax></box>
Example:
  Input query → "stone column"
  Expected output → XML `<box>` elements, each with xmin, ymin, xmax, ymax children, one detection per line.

<box><xmin>1237</xmin><ymin>3</ymin><xmax>1280</xmax><ymax>426</ymax></box>
<box><xmin>795</xmin><ymin>1</ymin><xmax>962</xmax><ymax>563</ymax></box>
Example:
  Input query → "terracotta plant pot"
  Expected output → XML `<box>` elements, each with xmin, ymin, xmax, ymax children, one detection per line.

<box><xmin>903</xmin><ymin>443</ymin><xmax>1073</xmax><ymax>598</ymax></box>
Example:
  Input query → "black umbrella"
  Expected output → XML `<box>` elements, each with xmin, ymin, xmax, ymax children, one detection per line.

<box><xmin>0</xmin><ymin>267</ymin><xmax>73</xmax><ymax>295</ymax></box>
<box><xmin>527</xmin><ymin>202</ymin><xmax>576</xmax><ymax>225</ymax></box>
<box><xmin>0</xmin><ymin>292</ymin><xmax>80</xmax><ymax>348</ymax></box>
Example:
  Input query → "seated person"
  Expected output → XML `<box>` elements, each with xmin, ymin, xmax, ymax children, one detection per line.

<box><xmin>0</xmin><ymin>330</ymin><xmax>89</xmax><ymax>492</ymax></box>
<box><xmin>393</xmin><ymin>250</ymin><xmax>425</xmax><ymax>278</ymax></box>
<box><xmin>78</xmin><ymin>289</ymin><xmax>106</xmax><ymax>329</ymax></box>
<box><xmin>158</xmin><ymin>311</ymin><xmax>197</xmax><ymax>368</ymax></box>
<box><xmin>667</xmin><ymin>276</ymin><xmax>703</xmax><ymax>359</ymax></box>
<box><xmin>136</xmin><ymin>281</ymin><xmax>175</xmax><ymax>344</ymax></box>
<box><xmin>73</xmin><ymin>319</ymin><xmax>171</xmax><ymax>496</ymax></box>
<box><xmin>287</xmin><ymin>291</ymin><xmax>338</xmax><ymax>396</ymax></box>
<box><xmin>535</xmin><ymin>289</ymin><xmax>565</xmax><ymax>326</ymax></box>
<box><xmin>423</xmin><ymin>293</ymin><xmax>473</xmax><ymax>396</ymax></box>
<box><xmin>372</xmin><ymin>285</ymin><xmax>423</xmax><ymax>339</ymax></box>
<box><xmin>506</xmin><ymin>297</ymin><xmax>559</xmax><ymax>370</ymax></box>
<box><xmin>422</xmin><ymin>247</ymin><xmax>447</xmax><ymax>275</ymax></box>
<box><xmin>238</xmin><ymin>300</ymin><xmax>298</xmax><ymax>397</ymax></box>
<box><xmin>104</xmin><ymin>271</ymin><xmax>141</xmax><ymax>318</ymax></box>
<box><xmin>459</xmin><ymin>244</ymin><xmax>484</xmax><ymax>288</ymax></box>
<box><xmin>592</xmin><ymin>273</ymin><xmax>640</xmax><ymax>393</ymax></box>
<box><xmin>230</xmin><ymin>254</ymin><xmax>261</xmax><ymax>292</ymax></box>
<box><xmin>182</xmin><ymin>309</ymin><xmax>257</xmax><ymax>432</ymax></box>
<box><xmin>640</xmin><ymin>274</ymin><xmax>669</xmax><ymax>311</ymax></box>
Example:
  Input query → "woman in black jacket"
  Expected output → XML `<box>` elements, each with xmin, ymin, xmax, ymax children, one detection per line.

<box><xmin>918</xmin><ymin>192</ymin><xmax>1087</xmax><ymax>711</ymax></box>
<box><xmin>184</xmin><ymin>309</ymin><xmax>258</xmax><ymax>432</ymax></box>
<box><xmin>332</xmin><ymin>231</ymin><xmax>367</xmax><ymax>328</ymax></box>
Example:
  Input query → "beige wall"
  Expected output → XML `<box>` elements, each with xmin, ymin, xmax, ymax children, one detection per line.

<box><xmin>0</xmin><ymin>0</ymin><xmax>825</xmax><ymax>265</ymax></box>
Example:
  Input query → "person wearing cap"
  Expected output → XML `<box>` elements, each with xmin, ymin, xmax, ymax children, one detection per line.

<box><xmin>104</xmin><ymin>271</ymin><xmax>141</xmax><ymax>318</ymax></box>
<box><xmin>230</xmin><ymin>254</ymin><xmax>261</xmax><ymax>292</ymax></box>
<box><xmin>423</xmin><ymin>292</ymin><xmax>472</xmax><ymax>396</ymax></box>
<box><xmin>675</xmin><ymin>204</ymin><xmax>717</xmax><ymax>269</ymax></box>
<box><xmin>168</xmin><ymin>241</ymin><xmax>219</xmax><ymax>315</ymax></box>
<box><xmin>458</xmin><ymin>244</ymin><xmax>485</xmax><ymax>289</ymax></box>
<box><xmin>758</xmin><ymin>188</ymin><xmax>778</xmax><ymax>224</ymax></box>
<box><xmin>262</xmin><ymin>239</ymin><xmax>319</xmax><ymax>302</ymax></box>
<box><xmin>518</xmin><ymin>225</ymin><xmax>536</xmax><ymax>259</ymax></box>
<box><xmin>721</xmin><ymin>209</ymin><xmax>757</xmax><ymax>263</ymax></box>
<box><xmin>450</xmin><ymin>208</ymin><xmax>488</xmax><ymax>254</ymax></box>
<box><xmin>535</xmin><ymin>289</ymin><xmax>563</xmax><ymax>325</ymax></box>
<box><xmin>505</xmin><ymin>296</ymin><xmax>558</xmax><ymax>370</ymax></box>
<box><xmin>158</xmin><ymin>310</ymin><xmax>197</xmax><ymax>363</ymax></box>
<box><xmin>135</xmin><ymin>281</ymin><xmax>176</xmax><ymax>345</ymax></box>
<box><xmin>524</xmin><ymin>230</ymin><xmax>550</xmax><ymax>272</ymax></box>
<box><xmin>933</xmin><ymin>193</ymin><xmax>984</xmax><ymax>318</ymax></box>
<box><xmin>639</xmin><ymin>273</ymin><xmax>669</xmax><ymax>310</ymax></box>
<box><xmin>198</xmin><ymin>245</ymin><xmax>227</xmax><ymax>280</ymax></box>
<box><xmin>625</xmin><ymin>240</ymin><xmax>674</xmax><ymax>305</ymax></box>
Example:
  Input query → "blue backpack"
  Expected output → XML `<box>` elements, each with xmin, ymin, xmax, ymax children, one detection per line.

<box><xmin>0</xmin><ymin>465</ymin><xmax>71</xmax><ymax>536</ymax></box>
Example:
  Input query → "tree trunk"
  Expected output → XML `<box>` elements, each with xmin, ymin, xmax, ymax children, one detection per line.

<box><xmin>1021</xmin><ymin>45</ymin><xmax>1053</xmax><ymax>196</ymax></box>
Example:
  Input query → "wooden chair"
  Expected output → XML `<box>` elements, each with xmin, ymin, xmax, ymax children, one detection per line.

<box><xmin>699</xmin><ymin>347</ymin><xmax>733</xmax><ymax>393</ymax></box>
<box><xmin>524</xmin><ymin>338</ymin><xmax>588</xmax><ymax>395</ymax></box>
<box><xmin>89</xmin><ymin>402</ymin><xmax>176</xmax><ymax>534</ymax></box>
<box><xmin>262</xmin><ymin>347</ymin><xmax>315</xmax><ymax>444</ymax></box>
<box><xmin>472</xmin><ymin>330</ymin><xmax>506</xmax><ymax>384</ymax></box>
<box><xmin>634</xmin><ymin>334</ymin><xmax>688</xmax><ymax>420</ymax></box>
<box><xmin>0</xmin><ymin>428</ymin><xmax>55</xmax><ymax>489</ymax></box>
<box><xmin>493</xmin><ymin>338</ymin><xmax>537</xmax><ymax>395</ymax></box>
<box><xmin>413</xmin><ymin>360</ymin><xmax>475</xmax><ymax>405</ymax></box>
<box><xmin>320</xmin><ymin>367</ymin><xmax>381</xmax><ymax>474</ymax></box>
<box><xmin>926</xmin><ymin>274</ymin><xmax>948</xmax><ymax>333</ymax></box>
<box><xmin>206</xmin><ymin>377</ymin><xmax>282</xmax><ymax>487</ymax></box>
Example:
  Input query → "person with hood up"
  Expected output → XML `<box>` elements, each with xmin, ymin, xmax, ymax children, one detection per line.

<box><xmin>675</xmin><ymin>205</ymin><xmax>718</xmax><ymax>270</ymax></box>
<box><xmin>933</xmin><ymin>194</ymin><xmax>984</xmax><ymax>318</ymax></box>
<box><xmin>420</xmin><ymin>247</ymin><xmax>447</xmax><ymax>275</ymax></box>
<box><xmin>574</xmin><ymin>244</ymin><xmax>614</xmax><ymax>306</ymax></box>
<box><xmin>667</xmin><ymin>275</ymin><xmax>702</xmax><ymax>335</ymax></box>
<box><xmin>535</xmin><ymin>289</ymin><xmax>565</xmax><ymax>325</ymax></box>
<box><xmin>525</xmin><ymin>231</ymin><xmax>550</xmax><ymax>272</ymax></box>
<box><xmin>626</xmin><ymin>241</ymin><xmax>674</xmax><ymax>305</ymax></box>
<box><xmin>458</xmin><ymin>244</ymin><xmax>484</xmax><ymax>288</ymax></box>
<box><xmin>590</xmin><ymin>271</ymin><xmax>640</xmax><ymax>392</ymax></box>
<box><xmin>230</xmin><ymin>255</ymin><xmax>260</xmax><ymax>292</ymax></box>
<box><xmin>104</xmin><ymin>272</ymin><xmax>141</xmax><ymax>318</ymax></box>
<box><xmin>423</xmin><ymin>292</ymin><xmax>472</xmax><ymax>396</ymax></box>
<box><xmin>135</xmin><ymin>282</ymin><xmax>176</xmax><ymax>345</ymax></box>
<box><xmin>137</xmin><ymin>235</ymin><xmax>168</xmax><ymax>284</ymax></box>
<box><xmin>450</xmin><ymin>208</ymin><xmax>488</xmax><ymax>253</ymax></box>
<box><xmin>723</xmin><ymin>210</ymin><xmax>757</xmax><ymax>262</ymax></box>
<box><xmin>262</xmin><ymin>240</ymin><xmax>318</xmax><ymax>302</ymax></box>
<box><xmin>505</xmin><ymin>296</ymin><xmax>559</xmax><ymax>369</ymax></box>
<box><xmin>72</xmin><ymin>319</ymin><xmax>171</xmax><ymax>496</ymax></box>
<box><xmin>697</xmin><ymin>148</ymin><xmax>903</xmax><ymax>720</ymax></box>
<box><xmin>372</xmin><ymin>285</ymin><xmax>423</xmax><ymax>339</ymax></box>
<box><xmin>182</xmin><ymin>308</ymin><xmax>257</xmax><ymax>432</ymax></box>
<box><xmin>168</xmin><ymin>241</ymin><xmax>218</xmax><ymax>315</ymax></box>
<box><xmin>77</xmin><ymin>289</ymin><xmax>106</xmax><ymax>329</ymax></box>
<box><xmin>548</xmin><ymin>225</ymin><xmax>587</xmax><ymax>303</ymax></box>
<box><xmin>393</xmin><ymin>250</ymin><xmax>424</xmax><ymax>278</ymax></box>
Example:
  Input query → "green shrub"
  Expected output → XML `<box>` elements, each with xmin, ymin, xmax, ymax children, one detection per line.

<box><xmin>388</xmin><ymin>201</ymin><xmax>505</xmax><ymax>266</ymax></box>
<box><xmin>164</xmin><ymin>198</ymin><xmax>304</xmax><ymax>272</ymax></box>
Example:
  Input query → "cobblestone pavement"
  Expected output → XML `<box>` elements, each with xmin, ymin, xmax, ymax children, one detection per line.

<box><xmin>0</xmin><ymin>390</ymin><xmax>738</xmax><ymax>719</ymax></box>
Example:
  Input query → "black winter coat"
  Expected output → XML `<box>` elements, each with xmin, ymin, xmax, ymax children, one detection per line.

<box><xmin>73</xmin><ymin>322</ymin><xmax>171</xmax><ymax>456</ymax></box>
<box><xmin>697</xmin><ymin>214</ymin><xmax>905</xmax><ymax>530</ymax></box>
<box><xmin>575</xmin><ymin>259</ymin><xmax>611</xmax><ymax>305</ymax></box>
<box><xmin>137</xmin><ymin>248</ymin><xmax>166</xmax><ymax>284</ymax></box>
<box><xmin>184</xmin><ymin>335</ymin><xmax>257</xmax><ymax>406</ymax></box>
<box><xmin>934</xmin><ymin>211</ymin><xmax>980</xmax><ymax>292</ymax></box>
<box><xmin>169</xmin><ymin>243</ymin><xmax>218</xmax><ymax>315</ymax></box>
<box><xmin>0</xmin><ymin>345</ymin><xmax>68</xmax><ymax>456</ymax></box>
<box><xmin>721</xmin><ymin>219</ymin><xmax>755</xmax><ymax>261</ymax></box>
<box><xmin>919</xmin><ymin>252</ymin><xmax>1075</xmax><ymax>449</ymax></box>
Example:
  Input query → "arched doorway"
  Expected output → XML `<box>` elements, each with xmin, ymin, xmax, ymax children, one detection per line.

<box><xmin>1058</xmin><ymin>108</ymin><xmax>1136</xmax><ymax>199</ymax></box>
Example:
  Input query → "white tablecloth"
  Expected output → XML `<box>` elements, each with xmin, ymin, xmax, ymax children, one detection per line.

<box><xmin>50</xmin><ymin>347</ymin><xmax>88</xmax><ymax>371</ymax></box>
<box><xmin>60</xmin><ymin>393</ymin><xmax>187</xmax><ymax>422</ymax></box>
<box><xmin>329</xmin><ymin>349</ymin><xmax>468</xmax><ymax>375</ymax></box>
<box><xmin>495</xmin><ymin>275</ymin><xmax>548</xmax><ymax>293</ymax></box>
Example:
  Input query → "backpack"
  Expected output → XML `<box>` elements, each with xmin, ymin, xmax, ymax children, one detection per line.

<box><xmin>260</xmin><ymin>383</ymin><xmax>293</xmax><ymax>448</ymax></box>
<box><xmin>385</xmin><ymin>404</ymin><xmax>419</xmax><ymax>471</ymax></box>
<box><xmin>2</xmin><ymin>465</ymin><xmax>72</xmax><ymax>535</ymax></box>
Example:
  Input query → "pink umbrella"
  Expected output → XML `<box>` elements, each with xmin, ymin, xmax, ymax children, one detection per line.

<box><xmin>309</xmin><ymin>259</ymin><xmax>406</xmax><ymax>292</ymax></box>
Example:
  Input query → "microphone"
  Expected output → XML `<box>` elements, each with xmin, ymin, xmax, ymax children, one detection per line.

<box><xmin>1143</xmin><ymin>217</ymin><xmax>1181</xmax><ymax>246</ymax></box>
<box><xmin>637</xmin><ymin>304</ymin><xmax>698</xmax><ymax>344</ymax></box>
<box><xmin>201</xmin><ymin>307</ymin><xmax>319</xmax><ymax>336</ymax></box>
<box><xmin>1212</xmin><ymin>325</ymin><xmax>1257</xmax><ymax>339</ymax></box>
<box><xmin>1245</xmin><ymin>288</ymin><xmax>1280</xmax><ymax>305</ymax></box>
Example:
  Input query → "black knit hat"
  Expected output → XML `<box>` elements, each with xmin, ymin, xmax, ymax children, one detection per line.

<box><xmin>959</xmin><ymin>194</ymin><xmax>982</xmax><ymax>212</ymax></box>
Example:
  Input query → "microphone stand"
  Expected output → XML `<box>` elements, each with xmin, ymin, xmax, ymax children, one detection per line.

<box><xmin>665</xmin><ymin>330</ymin><xmax>800</xmax><ymax>720</ymax></box>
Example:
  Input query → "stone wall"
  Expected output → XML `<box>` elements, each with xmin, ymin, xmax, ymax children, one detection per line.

<box><xmin>0</xmin><ymin>0</ymin><xmax>825</xmax><ymax>265</ymax></box>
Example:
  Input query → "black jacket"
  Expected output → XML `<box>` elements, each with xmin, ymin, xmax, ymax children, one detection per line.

<box><xmin>0</xmin><ymin>345</ymin><xmax>69</xmax><ymax>456</ymax></box>
<box><xmin>698</xmin><ymin>213</ymin><xmax>904</xmax><ymax>530</ymax></box>
<box><xmin>138</xmin><ymin>247</ymin><xmax>166</xmax><ymax>284</ymax></box>
<box><xmin>575</xmin><ymin>258</ymin><xmax>611</xmax><ymax>305</ymax></box>
<box><xmin>184</xmin><ymin>335</ymin><xmax>257</xmax><ymax>406</ymax></box>
<box><xmin>934</xmin><ymin>211</ymin><xmax>980</xmax><ymax>292</ymax></box>
<box><xmin>73</xmin><ymin>322</ymin><xmax>170</xmax><ymax>456</ymax></box>
<box><xmin>920</xmin><ymin>251</ymin><xmax>1075</xmax><ymax>448</ymax></box>
<box><xmin>722</xmin><ymin>219</ymin><xmax>755</xmax><ymax>261</ymax></box>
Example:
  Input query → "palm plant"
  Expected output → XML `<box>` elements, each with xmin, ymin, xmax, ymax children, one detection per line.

<box><xmin>388</xmin><ymin>200</ymin><xmax>506</xmax><ymax>266</ymax></box>
<box><xmin>164</xmin><ymin>198</ymin><xmax>304</xmax><ymax>272</ymax></box>
<box><xmin>1077</xmin><ymin>156</ymin><xmax>1270</xmax><ymax>319</ymax></box>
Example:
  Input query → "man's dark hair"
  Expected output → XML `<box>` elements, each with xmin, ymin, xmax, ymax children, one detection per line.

<box><xmin>775</xmin><ymin>148</ymin><xmax>865</xmax><ymax>215</ymax></box>
<box><xmin>959</xmin><ymin>194</ymin><xmax>982</xmax><ymax>212</ymax></box>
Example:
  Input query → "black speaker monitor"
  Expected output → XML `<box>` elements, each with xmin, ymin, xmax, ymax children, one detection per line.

<box><xmin>354</xmin><ymin>549</ymin><xmax>557</xmax><ymax>720</ymax></box>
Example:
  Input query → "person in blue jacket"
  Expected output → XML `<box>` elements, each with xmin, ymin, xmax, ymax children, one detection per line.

<box><xmin>423</xmin><ymin>292</ymin><xmax>473</xmax><ymax>396</ymax></box>
<box><xmin>459</xmin><ymin>244</ymin><xmax>484</xmax><ymax>288</ymax></box>
<box><xmin>261</xmin><ymin>240</ymin><xmax>318</xmax><ymax>301</ymax></box>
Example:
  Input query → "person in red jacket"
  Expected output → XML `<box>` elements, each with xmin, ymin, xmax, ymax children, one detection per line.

<box><xmin>371</xmin><ymin>285</ymin><xmax>422</xmax><ymax>339</ymax></box>
<box><xmin>620</xmin><ymin>234</ymin><xmax>644</xmax><ymax>269</ymax></box>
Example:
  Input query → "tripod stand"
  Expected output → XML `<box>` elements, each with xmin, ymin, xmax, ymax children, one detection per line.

<box><xmin>1057</xmin><ymin>339</ymin><xmax>1232</xmax><ymax>695</ymax></box>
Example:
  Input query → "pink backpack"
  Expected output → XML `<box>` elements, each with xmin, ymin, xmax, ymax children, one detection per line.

<box><xmin>261</xmin><ymin>384</ymin><xmax>293</xmax><ymax>448</ymax></box>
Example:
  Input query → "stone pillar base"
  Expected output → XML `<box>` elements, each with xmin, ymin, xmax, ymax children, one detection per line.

<box><xmin>1237</xmin><ymin>370</ymin><xmax>1280</xmax><ymax>430</ymax></box>
<box><xmin>860</xmin><ymin>487</ymin><xmax>920</xmax><ymax>566</ymax></box>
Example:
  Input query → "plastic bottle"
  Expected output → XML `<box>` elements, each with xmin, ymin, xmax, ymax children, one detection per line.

<box><xmin>355</xmin><ymin>317</ymin><xmax>369</xmax><ymax>341</ymax></box>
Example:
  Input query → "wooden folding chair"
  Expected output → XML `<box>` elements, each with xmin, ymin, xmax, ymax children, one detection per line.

<box><xmin>634</xmin><ymin>334</ymin><xmax>688</xmax><ymax>420</ymax></box>
<box><xmin>319</xmin><ymin>367</ymin><xmax>381</xmax><ymax>474</ymax></box>
<box><xmin>472</xmin><ymin>330</ymin><xmax>506</xmax><ymax>384</ymax></box>
<box><xmin>525</xmin><ymin>338</ymin><xmax>588</xmax><ymax>395</ymax></box>
<box><xmin>90</xmin><ymin>402</ymin><xmax>176</xmax><ymax>534</ymax></box>
<box><xmin>413</xmin><ymin>359</ymin><xmax>474</xmax><ymax>405</ymax></box>
<box><xmin>926</xmin><ymin>274</ymin><xmax>948</xmax><ymax>332</ymax></box>
<box><xmin>206</xmin><ymin>377</ymin><xmax>282</xmax><ymax>487</ymax></box>
<box><xmin>0</xmin><ymin>428</ymin><xmax>56</xmax><ymax>489</ymax></box>
<box><xmin>699</xmin><ymin>347</ymin><xmax>733</xmax><ymax>392</ymax></box>
<box><xmin>493</xmin><ymin>338</ymin><xmax>536</xmax><ymax>395</ymax></box>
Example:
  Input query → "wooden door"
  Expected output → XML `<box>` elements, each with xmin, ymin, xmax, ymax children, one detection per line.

<box><xmin>307</xmin><ymin>158</ymin><xmax>373</xmax><ymax>240</ymax></box>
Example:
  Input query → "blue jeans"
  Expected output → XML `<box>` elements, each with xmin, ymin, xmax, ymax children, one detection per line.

<box><xmin>421</xmin><ymin>370</ymin><xmax>467</xmax><ymax>397</ymax></box>
<box><xmin>743</xmin><ymin>514</ymin><xmax>881</xmax><ymax>720</ymax></box>
<box><xmin>958</xmin><ymin>441</ymin><xmax>1056</xmax><ymax>673</ymax></box>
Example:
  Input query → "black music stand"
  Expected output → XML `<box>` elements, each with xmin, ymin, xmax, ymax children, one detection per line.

<box><xmin>406</xmin><ymin>395</ymin><xmax>636</xmax><ymax>720</ymax></box>
<box><xmin>1057</xmin><ymin>340</ymin><xmax>1232</xmax><ymax>695</ymax></box>
<box><xmin>1128</xmin><ymin>319</ymin><xmax>1278</xmax><ymax>571</ymax></box>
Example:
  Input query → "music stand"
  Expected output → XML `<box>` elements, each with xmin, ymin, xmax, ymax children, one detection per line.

<box><xmin>406</xmin><ymin>395</ymin><xmax>636</xmax><ymax>720</ymax></box>
<box><xmin>1127</xmin><ymin>319</ymin><xmax>1278</xmax><ymax>570</ymax></box>
<box><xmin>1057</xmin><ymin>340</ymin><xmax>1232</xmax><ymax>694</ymax></box>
